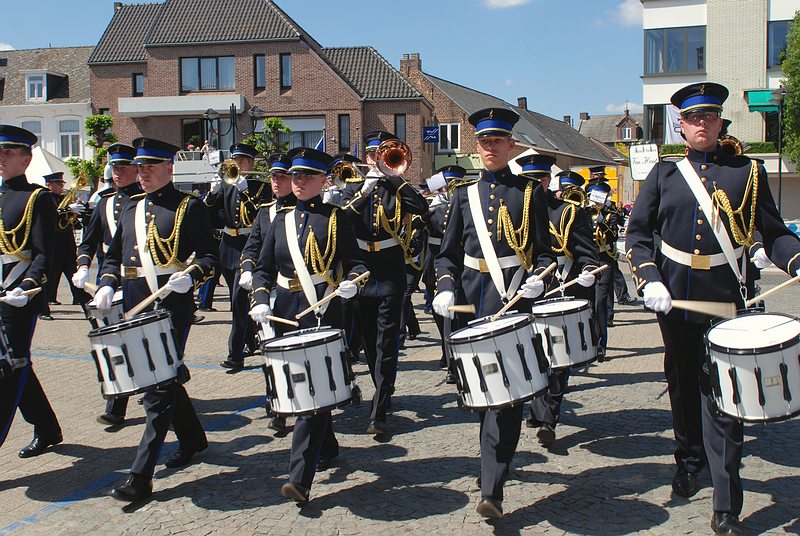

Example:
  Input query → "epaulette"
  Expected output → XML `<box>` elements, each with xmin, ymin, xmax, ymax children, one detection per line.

<box><xmin>130</xmin><ymin>193</ymin><xmax>146</xmax><ymax>199</ymax></box>
<box><xmin>100</xmin><ymin>189</ymin><xmax>116</xmax><ymax>198</ymax></box>
<box><xmin>345</xmin><ymin>177</ymin><xmax>364</xmax><ymax>183</ymax></box>
<box><xmin>277</xmin><ymin>205</ymin><xmax>294</xmax><ymax>213</ymax></box>
<box><xmin>449</xmin><ymin>178</ymin><xmax>479</xmax><ymax>192</ymax></box>
<box><xmin>258</xmin><ymin>200</ymin><xmax>277</xmax><ymax>209</ymax></box>
<box><xmin>183</xmin><ymin>191</ymin><xmax>200</xmax><ymax>199</ymax></box>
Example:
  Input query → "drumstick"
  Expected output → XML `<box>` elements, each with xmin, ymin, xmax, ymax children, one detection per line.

<box><xmin>543</xmin><ymin>263</ymin><xmax>610</xmax><ymax>298</ymax></box>
<box><xmin>671</xmin><ymin>300</ymin><xmax>736</xmax><ymax>318</ymax></box>
<box><xmin>265</xmin><ymin>314</ymin><xmax>300</xmax><ymax>328</ymax></box>
<box><xmin>21</xmin><ymin>287</ymin><xmax>43</xmax><ymax>298</ymax></box>
<box><xmin>491</xmin><ymin>261</ymin><xmax>558</xmax><ymax>322</ymax></box>
<box><xmin>124</xmin><ymin>264</ymin><xmax>200</xmax><ymax>320</ymax></box>
<box><xmin>448</xmin><ymin>304</ymin><xmax>476</xmax><ymax>314</ymax></box>
<box><xmin>84</xmin><ymin>282</ymin><xmax>98</xmax><ymax>293</ymax></box>
<box><xmin>745</xmin><ymin>272</ymin><xmax>800</xmax><ymax>308</ymax></box>
<box><xmin>295</xmin><ymin>271</ymin><xmax>371</xmax><ymax>320</ymax></box>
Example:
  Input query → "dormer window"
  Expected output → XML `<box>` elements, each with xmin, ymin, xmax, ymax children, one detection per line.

<box><xmin>22</xmin><ymin>69</ymin><xmax>67</xmax><ymax>102</ymax></box>
<box><xmin>622</xmin><ymin>126</ymin><xmax>633</xmax><ymax>140</ymax></box>
<box><xmin>27</xmin><ymin>74</ymin><xmax>45</xmax><ymax>101</ymax></box>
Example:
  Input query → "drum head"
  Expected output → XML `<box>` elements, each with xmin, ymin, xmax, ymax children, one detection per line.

<box><xmin>262</xmin><ymin>327</ymin><xmax>343</xmax><ymax>351</ymax></box>
<box><xmin>88</xmin><ymin>309</ymin><xmax>171</xmax><ymax>336</ymax></box>
<box><xmin>707</xmin><ymin>312</ymin><xmax>800</xmax><ymax>354</ymax></box>
<box><xmin>86</xmin><ymin>291</ymin><xmax>124</xmax><ymax>311</ymax></box>
<box><xmin>530</xmin><ymin>297</ymin><xmax>590</xmax><ymax>317</ymax></box>
<box><xmin>449</xmin><ymin>313</ymin><xmax>530</xmax><ymax>344</ymax></box>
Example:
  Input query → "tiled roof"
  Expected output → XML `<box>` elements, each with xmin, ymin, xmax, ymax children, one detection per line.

<box><xmin>323</xmin><ymin>47</ymin><xmax>421</xmax><ymax>100</ymax></box>
<box><xmin>422</xmin><ymin>73</ymin><xmax>611</xmax><ymax>163</ymax></box>
<box><xmin>0</xmin><ymin>46</ymin><xmax>94</xmax><ymax>105</ymax></box>
<box><xmin>577</xmin><ymin>113</ymin><xmax>644</xmax><ymax>143</ymax></box>
<box><xmin>88</xmin><ymin>3</ymin><xmax>162</xmax><ymax>64</ymax></box>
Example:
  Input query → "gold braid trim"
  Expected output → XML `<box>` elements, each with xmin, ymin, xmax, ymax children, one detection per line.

<box><xmin>239</xmin><ymin>183</ymin><xmax>267</xmax><ymax>228</ymax></box>
<box><xmin>147</xmin><ymin>196</ymin><xmax>190</xmax><ymax>268</ymax></box>
<box><xmin>711</xmin><ymin>161</ymin><xmax>758</xmax><ymax>247</ymax></box>
<box><xmin>0</xmin><ymin>189</ymin><xmax>43</xmax><ymax>261</ymax></box>
<box><xmin>399</xmin><ymin>217</ymin><xmax>425</xmax><ymax>270</ymax></box>
<box><xmin>496</xmin><ymin>182</ymin><xmax>534</xmax><ymax>270</ymax></box>
<box><xmin>549</xmin><ymin>204</ymin><xmax>576</xmax><ymax>258</ymax></box>
<box><xmin>303</xmin><ymin>208</ymin><xmax>343</xmax><ymax>288</ymax></box>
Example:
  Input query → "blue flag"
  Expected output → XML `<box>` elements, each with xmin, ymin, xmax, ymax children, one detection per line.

<box><xmin>314</xmin><ymin>135</ymin><xmax>325</xmax><ymax>152</ymax></box>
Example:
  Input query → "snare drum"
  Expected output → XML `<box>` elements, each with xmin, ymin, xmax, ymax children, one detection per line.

<box><xmin>0</xmin><ymin>318</ymin><xmax>27</xmax><ymax>379</ymax></box>
<box><xmin>261</xmin><ymin>327</ymin><xmax>357</xmax><ymax>416</ymax></box>
<box><xmin>529</xmin><ymin>297</ymin><xmax>596</xmax><ymax>369</ymax></box>
<box><xmin>446</xmin><ymin>313</ymin><xmax>549</xmax><ymax>410</ymax></box>
<box><xmin>88</xmin><ymin>310</ymin><xmax>182</xmax><ymax>399</ymax></box>
<box><xmin>84</xmin><ymin>291</ymin><xmax>124</xmax><ymax>328</ymax></box>
<box><xmin>705</xmin><ymin>312</ymin><xmax>800</xmax><ymax>423</ymax></box>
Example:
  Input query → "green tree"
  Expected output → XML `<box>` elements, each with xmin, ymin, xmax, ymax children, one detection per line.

<box><xmin>241</xmin><ymin>117</ymin><xmax>291</xmax><ymax>170</ymax></box>
<box><xmin>65</xmin><ymin>114</ymin><xmax>118</xmax><ymax>190</ymax></box>
<box><xmin>781</xmin><ymin>10</ymin><xmax>800</xmax><ymax>164</ymax></box>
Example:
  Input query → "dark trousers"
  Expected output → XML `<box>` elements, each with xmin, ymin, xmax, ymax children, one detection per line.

<box><xmin>343</xmin><ymin>297</ymin><xmax>363</xmax><ymax>357</ymax></box>
<box><xmin>221</xmin><ymin>267</ymin><xmax>256</xmax><ymax>363</ymax></box>
<box><xmin>197</xmin><ymin>269</ymin><xmax>221</xmax><ymax>309</ymax></box>
<box><xmin>45</xmin><ymin>239</ymin><xmax>91</xmax><ymax>307</ymax></box>
<box><xmin>0</xmin><ymin>314</ymin><xmax>61</xmax><ymax>447</ymax></box>
<box><xmin>594</xmin><ymin>259</ymin><xmax>613</xmax><ymax>348</ymax></box>
<box><xmin>529</xmin><ymin>368</ymin><xmax>570</xmax><ymax>426</ymax></box>
<box><xmin>479</xmin><ymin>405</ymin><xmax>523</xmax><ymax>502</ymax></box>
<box><xmin>399</xmin><ymin>266</ymin><xmax>422</xmax><ymax>340</ymax></box>
<box><xmin>658</xmin><ymin>313</ymin><xmax>744</xmax><ymax>515</ymax></box>
<box><xmin>288</xmin><ymin>412</ymin><xmax>338</xmax><ymax>489</ymax></box>
<box><xmin>358</xmin><ymin>294</ymin><xmax>402</xmax><ymax>422</ymax></box>
<box><xmin>612</xmin><ymin>259</ymin><xmax>631</xmax><ymax>301</ymax></box>
<box><xmin>105</xmin><ymin>396</ymin><xmax>129</xmax><ymax>418</ymax></box>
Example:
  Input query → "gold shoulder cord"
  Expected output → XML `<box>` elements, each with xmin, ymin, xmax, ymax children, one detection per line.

<box><xmin>496</xmin><ymin>182</ymin><xmax>534</xmax><ymax>270</ymax></box>
<box><xmin>711</xmin><ymin>161</ymin><xmax>758</xmax><ymax>247</ymax></box>
<box><xmin>147</xmin><ymin>196</ymin><xmax>190</xmax><ymax>268</ymax></box>
<box><xmin>550</xmin><ymin>203</ymin><xmax>576</xmax><ymax>258</ymax></box>
<box><xmin>0</xmin><ymin>190</ymin><xmax>42</xmax><ymax>262</ymax></box>
<box><xmin>304</xmin><ymin>208</ymin><xmax>343</xmax><ymax>287</ymax></box>
<box><xmin>239</xmin><ymin>183</ymin><xmax>267</xmax><ymax>228</ymax></box>
<box><xmin>399</xmin><ymin>218</ymin><xmax>424</xmax><ymax>270</ymax></box>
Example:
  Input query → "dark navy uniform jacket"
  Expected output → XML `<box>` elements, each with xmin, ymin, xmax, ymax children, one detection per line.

<box><xmin>421</xmin><ymin>198</ymin><xmax>448</xmax><ymax>289</ymax></box>
<box><xmin>626</xmin><ymin>146</ymin><xmax>800</xmax><ymax>322</ymax></box>
<box><xmin>100</xmin><ymin>183</ymin><xmax>218</xmax><ymax>328</ymax></box>
<box><xmin>344</xmin><ymin>176</ymin><xmax>428</xmax><ymax>297</ymax></box>
<box><xmin>77</xmin><ymin>183</ymin><xmax>142</xmax><ymax>268</ymax></box>
<box><xmin>546</xmin><ymin>191</ymin><xmax>600</xmax><ymax>292</ymax></box>
<box><xmin>252</xmin><ymin>195</ymin><xmax>366</xmax><ymax>328</ymax></box>
<box><xmin>435</xmin><ymin>167</ymin><xmax>555</xmax><ymax>317</ymax></box>
<box><xmin>240</xmin><ymin>193</ymin><xmax>296</xmax><ymax>274</ymax></box>
<box><xmin>592</xmin><ymin>203</ymin><xmax>621</xmax><ymax>263</ymax></box>
<box><xmin>204</xmin><ymin>180</ymin><xmax>272</xmax><ymax>271</ymax></box>
<box><xmin>0</xmin><ymin>175</ymin><xmax>55</xmax><ymax>315</ymax></box>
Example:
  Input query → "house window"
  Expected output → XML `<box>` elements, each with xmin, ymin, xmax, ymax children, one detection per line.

<box><xmin>59</xmin><ymin>119</ymin><xmax>81</xmax><ymax>158</ymax></box>
<box><xmin>438</xmin><ymin>123</ymin><xmax>460</xmax><ymax>153</ymax></box>
<box><xmin>768</xmin><ymin>20</ymin><xmax>792</xmax><ymax>69</ymax></box>
<box><xmin>643</xmin><ymin>105</ymin><xmax>666</xmax><ymax>144</ymax></box>
<box><xmin>621</xmin><ymin>126</ymin><xmax>633</xmax><ymax>140</ymax></box>
<box><xmin>645</xmin><ymin>26</ymin><xmax>705</xmax><ymax>75</ymax></box>
<box><xmin>338</xmin><ymin>114</ymin><xmax>350</xmax><ymax>152</ymax></box>
<box><xmin>254</xmin><ymin>55</ymin><xmax>266</xmax><ymax>90</ymax></box>
<box><xmin>132</xmin><ymin>73</ymin><xmax>144</xmax><ymax>96</ymax></box>
<box><xmin>180</xmin><ymin>56</ymin><xmax>235</xmax><ymax>92</ymax></box>
<box><xmin>278</xmin><ymin>130</ymin><xmax>324</xmax><ymax>150</ymax></box>
<box><xmin>26</xmin><ymin>74</ymin><xmax>45</xmax><ymax>101</ymax></box>
<box><xmin>394</xmin><ymin>114</ymin><xmax>407</xmax><ymax>142</ymax></box>
<box><xmin>20</xmin><ymin>120</ymin><xmax>41</xmax><ymax>146</ymax></box>
<box><xmin>765</xmin><ymin>111</ymin><xmax>780</xmax><ymax>145</ymax></box>
<box><xmin>280</xmin><ymin>53</ymin><xmax>292</xmax><ymax>90</ymax></box>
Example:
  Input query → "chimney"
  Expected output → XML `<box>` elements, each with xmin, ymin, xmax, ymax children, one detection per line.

<box><xmin>400</xmin><ymin>53</ymin><xmax>422</xmax><ymax>76</ymax></box>
<box><xmin>114</xmin><ymin>1</ymin><xmax>122</xmax><ymax>10</ymax></box>
<box><xmin>579</xmin><ymin>112</ymin><xmax>590</xmax><ymax>121</ymax></box>
<box><xmin>517</xmin><ymin>97</ymin><xmax>528</xmax><ymax>110</ymax></box>
<box><xmin>563</xmin><ymin>115</ymin><xmax>572</xmax><ymax>126</ymax></box>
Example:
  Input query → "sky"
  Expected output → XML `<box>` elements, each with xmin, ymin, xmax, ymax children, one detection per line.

<box><xmin>0</xmin><ymin>0</ymin><xmax>645</xmax><ymax>122</ymax></box>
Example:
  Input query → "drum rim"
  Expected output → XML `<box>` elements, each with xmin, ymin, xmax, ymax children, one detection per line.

<box><xmin>261</xmin><ymin>327</ymin><xmax>344</xmax><ymax>352</ymax></box>
<box><xmin>446</xmin><ymin>313</ymin><xmax>532</xmax><ymax>344</ymax></box>
<box><xmin>85</xmin><ymin>298</ymin><xmax>124</xmax><ymax>311</ymax></box>
<box><xmin>709</xmin><ymin>395</ymin><xmax>800</xmax><ymax>424</ymax></box>
<box><xmin>705</xmin><ymin>311</ymin><xmax>800</xmax><ymax>355</ymax></box>
<box><xmin>459</xmin><ymin>386</ymin><xmax>549</xmax><ymax>411</ymax></box>
<box><xmin>529</xmin><ymin>297</ymin><xmax>591</xmax><ymax>317</ymax></box>
<box><xmin>88</xmin><ymin>309</ymin><xmax>172</xmax><ymax>336</ymax></box>
<box><xmin>268</xmin><ymin>395</ymin><xmax>352</xmax><ymax>416</ymax></box>
<box><xmin>101</xmin><ymin>375</ymin><xmax>179</xmax><ymax>399</ymax></box>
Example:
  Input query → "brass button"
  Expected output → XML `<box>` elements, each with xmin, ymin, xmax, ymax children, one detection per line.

<box><xmin>695</xmin><ymin>234</ymin><xmax>702</xmax><ymax>240</ymax></box>
<box><xmin>116</xmin><ymin>202</ymin><xmax>121</xmax><ymax>207</ymax></box>
<box><xmin>700</xmin><ymin>177</ymin><xmax>707</xmax><ymax>183</ymax></box>
<box><xmin>130</xmin><ymin>256</ymin><xmax>136</xmax><ymax>261</ymax></box>
<box><xmin>487</xmin><ymin>218</ymin><xmax>493</xmax><ymax>225</ymax></box>
<box><xmin>693</xmin><ymin>249</ymin><xmax>700</xmax><ymax>255</ymax></box>
<box><xmin>488</xmin><ymin>206</ymin><xmax>495</xmax><ymax>212</ymax></box>
<box><xmin>697</xmin><ymin>219</ymin><xmax>703</xmax><ymax>225</ymax></box>
<box><xmin>700</xmin><ymin>164</ymin><xmax>707</xmax><ymax>170</ymax></box>
<box><xmin>490</xmin><ymin>194</ymin><xmax>496</xmax><ymax>200</ymax></box>
<box><xmin>148</xmin><ymin>201</ymin><xmax>153</xmax><ymax>206</ymax></box>
<box><xmin>632</xmin><ymin>266</ymin><xmax>637</xmax><ymax>272</ymax></box>
<box><xmin>698</xmin><ymin>207</ymin><xmax>703</xmax><ymax>212</ymax></box>
<box><xmin>490</xmin><ymin>184</ymin><xmax>496</xmax><ymax>189</ymax></box>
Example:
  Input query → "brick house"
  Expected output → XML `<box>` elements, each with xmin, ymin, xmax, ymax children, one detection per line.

<box><xmin>88</xmin><ymin>0</ymin><xmax>432</xmax><ymax>181</ymax></box>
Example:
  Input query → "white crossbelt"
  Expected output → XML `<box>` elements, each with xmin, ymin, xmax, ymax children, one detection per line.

<box><xmin>0</xmin><ymin>250</ymin><xmax>31</xmax><ymax>290</ymax></box>
<box><xmin>276</xmin><ymin>272</ymin><xmax>327</xmax><ymax>291</ymax></box>
<box><xmin>120</xmin><ymin>265</ymin><xmax>180</xmax><ymax>279</ymax></box>
<box><xmin>463</xmin><ymin>253</ymin><xmax>522</xmax><ymax>272</ymax></box>
<box><xmin>223</xmin><ymin>226</ymin><xmax>251</xmax><ymax>237</ymax></box>
<box><xmin>659</xmin><ymin>240</ymin><xmax>743</xmax><ymax>270</ymax></box>
<box><xmin>103</xmin><ymin>196</ymin><xmax>117</xmax><ymax>254</ymax></box>
<box><xmin>357</xmin><ymin>238</ymin><xmax>400</xmax><ymax>252</ymax></box>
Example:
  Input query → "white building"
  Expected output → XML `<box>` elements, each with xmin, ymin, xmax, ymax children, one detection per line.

<box><xmin>642</xmin><ymin>0</ymin><xmax>800</xmax><ymax>218</ymax></box>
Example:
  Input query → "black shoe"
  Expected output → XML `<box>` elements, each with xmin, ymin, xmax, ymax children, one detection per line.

<box><xmin>281</xmin><ymin>482</ymin><xmax>310</xmax><ymax>505</ymax></box>
<box><xmin>198</xmin><ymin>307</ymin><xmax>217</xmax><ymax>312</ymax></box>
<box><xmin>367</xmin><ymin>420</ymin><xmax>388</xmax><ymax>435</ymax></box>
<box><xmin>672</xmin><ymin>469</ymin><xmax>700</xmax><ymax>497</ymax></box>
<box><xmin>164</xmin><ymin>442</ymin><xmax>208</xmax><ymax>468</ymax></box>
<box><xmin>48</xmin><ymin>300</ymin><xmax>61</xmax><ymax>306</ymax></box>
<box><xmin>97</xmin><ymin>413</ymin><xmax>125</xmax><ymax>427</ymax></box>
<box><xmin>137</xmin><ymin>397</ymin><xmax>144</xmax><ymax>405</ymax></box>
<box><xmin>445</xmin><ymin>372</ymin><xmax>458</xmax><ymax>384</ymax></box>
<box><xmin>597</xmin><ymin>347</ymin><xmax>607</xmax><ymax>363</ymax></box>
<box><xmin>268</xmin><ymin>416</ymin><xmax>288</xmax><ymax>434</ymax></box>
<box><xmin>110</xmin><ymin>474</ymin><xmax>153</xmax><ymax>503</ymax></box>
<box><xmin>316</xmin><ymin>454</ymin><xmax>337</xmax><ymax>471</ymax></box>
<box><xmin>476</xmin><ymin>498</ymin><xmax>503</xmax><ymax>518</ymax></box>
<box><xmin>526</xmin><ymin>417</ymin><xmax>540</xmax><ymax>429</ymax></box>
<box><xmin>438</xmin><ymin>356</ymin><xmax>448</xmax><ymax>370</ymax></box>
<box><xmin>192</xmin><ymin>314</ymin><xmax>205</xmax><ymax>324</ymax></box>
<box><xmin>607</xmin><ymin>319</ymin><xmax>615</xmax><ymax>327</ymax></box>
<box><xmin>220</xmin><ymin>359</ymin><xmax>243</xmax><ymax>371</ymax></box>
<box><xmin>618</xmin><ymin>295</ymin><xmax>637</xmax><ymax>305</ymax></box>
<box><xmin>39</xmin><ymin>314</ymin><xmax>54</xmax><ymax>321</ymax></box>
<box><xmin>19</xmin><ymin>435</ymin><xmax>63</xmax><ymax>458</ymax></box>
<box><xmin>711</xmin><ymin>512</ymin><xmax>743</xmax><ymax>535</ymax></box>
<box><xmin>537</xmin><ymin>423</ymin><xmax>556</xmax><ymax>447</ymax></box>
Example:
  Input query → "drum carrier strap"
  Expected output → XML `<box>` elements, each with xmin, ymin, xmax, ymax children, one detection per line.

<box><xmin>285</xmin><ymin>209</ymin><xmax>335</xmax><ymax>317</ymax></box>
<box><xmin>104</xmin><ymin>195</ymin><xmax>117</xmax><ymax>254</ymax></box>
<box><xmin>135</xmin><ymin>199</ymin><xmax>160</xmax><ymax>294</ymax></box>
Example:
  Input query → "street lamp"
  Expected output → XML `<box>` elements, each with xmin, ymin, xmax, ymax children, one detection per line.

<box><xmin>770</xmin><ymin>86</ymin><xmax>789</xmax><ymax>217</ymax></box>
<box><xmin>203</xmin><ymin>104</ymin><xmax>265</xmax><ymax>149</ymax></box>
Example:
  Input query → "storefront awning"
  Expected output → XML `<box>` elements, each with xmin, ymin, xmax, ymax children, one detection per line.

<box><xmin>746</xmin><ymin>89</ymin><xmax>779</xmax><ymax>113</ymax></box>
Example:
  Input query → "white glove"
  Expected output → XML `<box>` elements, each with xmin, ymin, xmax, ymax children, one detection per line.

<box><xmin>69</xmin><ymin>203</ymin><xmax>85</xmax><ymax>214</ymax></box>
<box><xmin>249</xmin><ymin>303</ymin><xmax>272</xmax><ymax>324</ymax></box>
<box><xmin>164</xmin><ymin>271</ymin><xmax>193</xmax><ymax>294</ymax></box>
<box><xmin>94</xmin><ymin>286</ymin><xmax>115</xmax><ymax>311</ymax></box>
<box><xmin>238</xmin><ymin>270</ymin><xmax>253</xmax><ymax>291</ymax></box>
<box><xmin>643</xmin><ymin>281</ymin><xmax>672</xmax><ymax>314</ymax></box>
<box><xmin>335</xmin><ymin>279</ymin><xmax>358</xmax><ymax>300</ymax></box>
<box><xmin>210</xmin><ymin>179</ymin><xmax>223</xmax><ymax>194</ymax></box>
<box><xmin>234</xmin><ymin>176</ymin><xmax>248</xmax><ymax>192</ymax></box>
<box><xmin>1</xmin><ymin>287</ymin><xmax>29</xmax><ymax>308</ymax></box>
<box><xmin>72</xmin><ymin>266</ymin><xmax>90</xmax><ymax>288</ymax></box>
<box><xmin>519</xmin><ymin>275</ymin><xmax>545</xmax><ymax>299</ymax></box>
<box><xmin>432</xmin><ymin>290</ymin><xmax>455</xmax><ymax>319</ymax></box>
<box><xmin>360</xmin><ymin>177</ymin><xmax>380</xmax><ymax>194</ymax></box>
<box><xmin>751</xmin><ymin>248</ymin><xmax>772</xmax><ymax>269</ymax></box>
<box><xmin>576</xmin><ymin>271</ymin><xmax>596</xmax><ymax>288</ymax></box>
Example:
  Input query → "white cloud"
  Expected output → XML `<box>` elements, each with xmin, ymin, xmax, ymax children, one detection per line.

<box><xmin>504</xmin><ymin>79</ymin><xmax>513</xmax><ymax>86</ymax></box>
<box><xmin>605</xmin><ymin>102</ymin><xmax>644</xmax><ymax>114</ymax></box>
<box><xmin>483</xmin><ymin>0</ymin><xmax>531</xmax><ymax>9</ymax></box>
<box><xmin>0</xmin><ymin>43</ymin><xmax>14</xmax><ymax>51</ymax></box>
<box><xmin>614</xmin><ymin>0</ymin><xmax>642</xmax><ymax>26</ymax></box>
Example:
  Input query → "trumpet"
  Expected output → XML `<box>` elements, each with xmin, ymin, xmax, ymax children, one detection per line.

<box><xmin>719</xmin><ymin>134</ymin><xmax>745</xmax><ymax>156</ymax></box>
<box><xmin>561</xmin><ymin>186</ymin><xmax>587</xmax><ymax>208</ymax></box>
<box><xmin>375</xmin><ymin>139</ymin><xmax>412</xmax><ymax>177</ymax></box>
<box><xmin>329</xmin><ymin>161</ymin><xmax>366</xmax><ymax>189</ymax></box>
<box><xmin>57</xmin><ymin>171</ymin><xmax>87</xmax><ymax>231</ymax></box>
<box><xmin>218</xmin><ymin>159</ymin><xmax>271</xmax><ymax>184</ymax></box>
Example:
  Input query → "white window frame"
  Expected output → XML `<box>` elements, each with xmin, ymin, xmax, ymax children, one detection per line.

<box><xmin>58</xmin><ymin>118</ymin><xmax>82</xmax><ymax>159</ymax></box>
<box><xmin>438</xmin><ymin>123</ymin><xmax>460</xmax><ymax>153</ymax></box>
<box><xmin>622</xmin><ymin>126</ymin><xmax>633</xmax><ymax>140</ymax></box>
<box><xmin>26</xmin><ymin>74</ymin><xmax>45</xmax><ymax>101</ymax></box>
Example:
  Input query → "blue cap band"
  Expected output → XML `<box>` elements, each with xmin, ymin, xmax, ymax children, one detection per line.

<box><xmin>442</xmin><ymin>170</ymin><xmax>462</xmax><ymax>179</ymax></box>
<box><xmin>135</xmin><ymin>147</ymin><xmax>175</xmax><ymax>161</ymax></box>
<box><xmin>0</xmin><ymin>134</ymin><xmax>34</xmax><ymax>147</ymax></box>
<box><xmin>366</xmin><ymin>139</ymin><xmax>382</xmax><ymax>149</ymax></box>
<box><xmin>289</xmin><ymin>156</ymin><xmax>327</xmax><ymax>175</ymax></box>
<box><xmin>680</xmin><ymin>94</ymin><xmax>722</xmax><ymax>111</ymax></box>
<box><xmin>522</xmin><ymin>163</ymin><xmax>552</xmax><ymax>173</ymax></box>
<box><xmin>475</xmin><ymin>118</ymin><xmax>513</xmax><ymax>136</ymax></box>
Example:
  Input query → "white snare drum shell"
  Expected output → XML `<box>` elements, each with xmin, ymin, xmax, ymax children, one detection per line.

<box><xmin>529</xmin><ymin>298</ymin><xmax>596</xmax><ymax>369</ymax></box>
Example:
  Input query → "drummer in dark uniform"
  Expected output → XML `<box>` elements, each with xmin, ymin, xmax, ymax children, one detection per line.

<box><xmin>95</xmin><ymin>137</ymin><xmax>217</xmax><ymax>502</ymax></box>
<box><xmin>515</xmin><ymin>158</ymin><xmax>599</xmax><ymax>446</ymax></box>
<box><xmin>343</xmin><ymin>131</ymin><xmax>428</xmax><ymax>436</ymax></box>
<box><xmin>433</xmin><ymin>108</ymin><xmax>554</xmax><ymax>518</ymax></box>
<box><xmin>248</xmin><ymin>147</ymin><xmax>366</xmax><ymax>505</ymax></box>
<box><xmin>626</xmin><ymin>82</ymin><xmax>800</xmax><ymax>535</ymax></box>
<box><xmin>205</xmin><ymin>143</ymin><xmax>272</xmax><ymax>371</ymax></box>
<box><xmin>0</xmin><ymin>125</ymin><xmax>63</xmax><ymax>458</ymax></box>
<box><xmin>73</xmin><ymin>142</ymin><xmax>142</xmax><ymax>428</ymax></box>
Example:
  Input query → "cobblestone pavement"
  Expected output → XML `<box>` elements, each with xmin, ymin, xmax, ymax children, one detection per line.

<box><xmin>1</xmin><ymin>267</ymin><xmax>799</xmax><ymax>535</ymax></box>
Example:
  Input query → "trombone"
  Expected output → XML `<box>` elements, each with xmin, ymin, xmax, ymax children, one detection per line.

<box><xmin>375</xmin><ymin>139</ymin><xmax>412</xmax><ymax>177</ymax></box>
<box><xmin>218</xmin><ymin>159</ymin><xmax>271</xmax><ymax>184</ymax></box>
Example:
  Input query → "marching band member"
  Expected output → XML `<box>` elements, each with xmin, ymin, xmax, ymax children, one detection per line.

<box><xmin>249</xmin><ymin>147</ymin><xmax>366</xmax><ymax>505</ymax></box>
<box><xmin>434</xmin><ymin>108</ymin><xmax>554</xmax><ymax>518</ymax></box>
<box><xmin>344</xmin><ymin>131</ymin><xmax>428</xmax><ymax>436</ymax></box>
<box><xmin>626</xmin><ymin>82</ymin><xmax>800</xmax><ymax>535</ymax></box>
<box><xmin>0</xmin><ymin>125</ymin><xmax>63</xmax><ymax>457</ymax></box>
<box><xmin>96</xmin><ymin>138</ymin><xmax>216</xmax><ymax>502</ymax></box>
<box><xmin>516</xmin><ymin>158</ymin><xmax>599</xmax><ymax>446</ymax></box>
<box><xmin>206</xmin><ymin>143</ymin><xmax>272</xmax><ymax>371</ymax></box>
<box><xmin>73</xmin><ymin>143</ymin><xmax>141</xmax><ymax>428</ymax></box>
